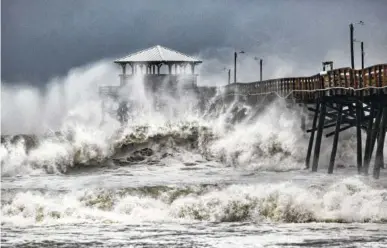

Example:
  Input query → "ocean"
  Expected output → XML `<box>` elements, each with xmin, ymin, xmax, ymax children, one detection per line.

<box><xmin>1</xmin><ymin>64</ymin><xmax>387</xmax><ymax>247</ymax></box>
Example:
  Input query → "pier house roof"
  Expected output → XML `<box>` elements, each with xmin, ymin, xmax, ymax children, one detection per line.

<box><xmin>114</xmin><ymin>45</ymin><xmax>202</xmax><ymax>64</ymax></box>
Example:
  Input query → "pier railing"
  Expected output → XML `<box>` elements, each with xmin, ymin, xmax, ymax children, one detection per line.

<box><xmin>100</xmin><ymin>64</ymin><xmax>386</xmax><ymax>103</ymax></box>
<box><xmin>223</xmin><ymin>64</ymin><xmax>387</xmax><ymax>103</ymax></box>
<box><xmin>99</xmin><ymin>85</ymin><xmax>120</xmax><ymax>98</ymax></box>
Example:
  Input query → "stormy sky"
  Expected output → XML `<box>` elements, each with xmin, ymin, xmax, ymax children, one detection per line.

<box><xmin>2</xmin><ymin>0</ymin><xmax>387</xmax><ymax>86</ymax></box>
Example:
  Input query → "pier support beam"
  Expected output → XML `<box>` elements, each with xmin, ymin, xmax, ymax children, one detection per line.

<box><xmin>328</xmin><ymin>104</ymin><xmax>343</xmax><ymax>174</ymax></box>
<box><xmin>312</xmin><ymin>100</ymin><xmax>326</xmax><ymax>172</ymax></box>
<box><xmin>364</xmin><ymin>104</ymin><xmax>383</xmax><ymax>175</ymax></box>
<box><xmin>356</xmin><ymin>101</ymin><xmax>363</xmax><ymax>173</ymax></box>
<box><xmin>373</xmin><ymin>107</ymin><xmax>387</xmax><ymax>179</ymax></box>
<box><xmin>306</xmin><ymin>101</ymin><xmax>320</xmax><ymax>169</ymax></box>
<box><xmin>363</xmin><ymin>102</ymin><xmax>375</xmax><ymax>173</ymax></box>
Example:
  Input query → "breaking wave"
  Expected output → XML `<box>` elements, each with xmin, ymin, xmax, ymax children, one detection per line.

<box><xmin>2</xmin><ymin>59</ymin><xmax>387</xmax><ymax>240</ymax></box>
<box><xmin>2</xmin><ymin>89</ymin><xmax>380</xmax><ymax>176</ymax></box>
<box><xmin>1</xmin><ymin>60</ymin><xmax>312</xmax><ymax>175</ymax></box>
<box><xmin>3</xmin><ymin>60</ymin><xmax>383</xmax><ymax>177</ymax></box>
<box><xmin>2</xmin><ymin>99</ymin><xmax>376</xmax><ymax>177</ymax></box>
<box><xmin>0</xmin><ymin>100</ymin><xmax>329</xmax><ymax>176</ymax></box>
<box><xmin>2</xmin><ymin>178</ymin><xmax>386</xmax><ymax>225</ymax></box>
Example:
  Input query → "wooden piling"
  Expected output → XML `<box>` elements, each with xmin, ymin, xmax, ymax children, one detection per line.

<box><xmin>365</xmin><ymin>104</ymin><xmax>383</xmax><ymax>175</ymax></box>
<box><xmin>356</xmin><ymin>101</ymin><xmax>363</xmax><ymax>173</ymax></box>
<box><xmin>328</xmin><ymin>103</ymin><xmax>343</xmax><ymax>174</ymax></box>
<box><xmin>312</xmin><ymin>100</ymin><xmax>326</xmax><ymax>172</ymax></box>
<box><xmin>305</xmin><ymin>101</ymin><xmax>320</xmax><ymax>169</ymax></box>
<box><xmin>363</xmin><ymin>102</ymin><xmax>375</xmax><ymax>173</ymax></box>
<box><xmin>373</xmin><ymin>107</ymin><xmax>387</xmax><ymax>179</ymax></box>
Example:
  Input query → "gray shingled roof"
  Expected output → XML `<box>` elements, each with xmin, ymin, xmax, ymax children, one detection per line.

<box><xmin>114</xmin><ymin>45</ymin><xmax>202</xmax><ymax>64</ymax></box>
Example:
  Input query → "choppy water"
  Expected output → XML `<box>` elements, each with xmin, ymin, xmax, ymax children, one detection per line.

<box><xmin>2</xmin><ymin>61</ymin><xmax>387</xmax><ymax>247</ymax></box>
<box><xmin>2</xmin><ymin>163</ymin><xmax>387</xmax><ymax>247</ymax></box>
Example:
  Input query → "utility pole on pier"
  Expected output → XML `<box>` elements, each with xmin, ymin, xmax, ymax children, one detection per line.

<box><xmin>361</xmin><ymin>41</ymin><xmax>364</xmax><ymax>69</ymax></box>
<box><xmin>254</xmin><ymin>57</ymin><xmax>263</xmax><ymax>82</ymax></box>
<box><xmin>354</xmin><ymin>39</ymin><xmax>365</xmax><ymax>70</ymax></box>
<box><xmin>350</xmin><ymin>23</ymin><xmax>354</xmax><ymax>69</ymax></box>
<box><xmin>234</xmin><ymin>52</ymin><xmax>237</xmax><ymax>83</ymax></box>
<box><xmin>260</xmin><ymin>59</ymin><xmax>263</xmax><ymax>82</ymax></box>
<box><xmin>234</xmin><ymin>50</ymin><xmax>245</xmax><ymax>83</ymax></box>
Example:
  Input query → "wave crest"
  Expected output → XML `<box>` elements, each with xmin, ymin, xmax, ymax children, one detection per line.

<box><xmin>2</xmin><ymin>178</ymin><xmax>386</xmax><ymax>225</ymax></box>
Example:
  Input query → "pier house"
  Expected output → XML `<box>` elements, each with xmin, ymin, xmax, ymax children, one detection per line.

<box><xmin>99</xmin><ymin>45</ymin><xmax>202</xmax><ymax>122</ymax></box>
<box><xmin>100</xmin><ymin>45</ymin><xmax>202</xmax><ymax>98</ymax></box>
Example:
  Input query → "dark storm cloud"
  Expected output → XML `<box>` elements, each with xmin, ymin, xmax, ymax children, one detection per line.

<box><xmin>2</xmin><ymin>0</ymin><xmax>387</xmax><ymax>86</ymax></box>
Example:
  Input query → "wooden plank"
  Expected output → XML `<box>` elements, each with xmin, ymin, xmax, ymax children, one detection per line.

<box><xmin>384</xmin><ymin>65</ymin><xmax>387</xmax><ymax>94</ymax></box>
<box><xmin>308</xmin><ymin>77</ymin><xmax>313</xmax><ymax>101</ymax></box>
<box><xmin>344</xmin><ymin>68</ymin><xmax>349</xmax><ymax>88</ymax></box>
<box><xmin>328</xmin><ymin>70</ymin><xmax>333</xmax><ymax>96</ymax></box>
<box><xmin>378</xmin><ymin>65</ymin><xmax>382</xmax><ymax>95</ymax></box>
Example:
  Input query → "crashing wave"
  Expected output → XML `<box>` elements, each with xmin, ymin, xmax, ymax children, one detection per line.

<box><xmin>2</xmin><ymin>178</ymin><xmax>386</xmax><ymax>225</ymax></box>
<box><xmin>3</xmin><ymin>92</ymin><xmax>383</xmax><ymax>176</ymax></box>
<box><xmin>0</xmin><ymin>121</ymin><xmax>218</xmax><ymax>175</ymax></box>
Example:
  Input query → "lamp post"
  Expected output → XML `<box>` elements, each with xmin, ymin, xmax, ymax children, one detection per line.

<box><xmin>260</xmin><ymin>59</ymin><xmax>263</xmax><ymax>82</ymax></box>
<box><xmin>254</xmin><ymin>57</ymin><xmax>263</xmax><ymax>82</ymax></box>
<box><xmin>234</xmin><ymin>50</ymin><xmax>245</xmax><ymax>83</ymax></box>
<box><xmin>354</xmin><ymin>40</ymin><xmax>365</xmax><ymax>70</ymax></box>
<box><xmin>350</xmin><ymin>21</ymin><xmax>364</xmax><ymax>69</ymax></box>
<box><xmin>361</xmin><ymin>41</ymin><xmax>364</xmax><ymax>69</ymax></box>
<box><xmin>350</xmin><ymin>23</ymin><xmax>354</xmax><ymax>69</ymax></box>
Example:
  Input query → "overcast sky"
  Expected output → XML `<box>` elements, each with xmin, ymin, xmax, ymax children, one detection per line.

<box><xmin>2</xmin><ymin>0</ymin><xmax>387</xmax><ymax>86</ymax></box>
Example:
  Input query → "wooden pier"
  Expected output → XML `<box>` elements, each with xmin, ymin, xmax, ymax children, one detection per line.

<box><xmin>220</xmin><ymin>64</ymin><xmax>387</xmax><ymax>178</ymax></box>
<box><xmin>100</xmin><ymin>45</ymin><xmax>386</xmax><ymax>178</ymax></box>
